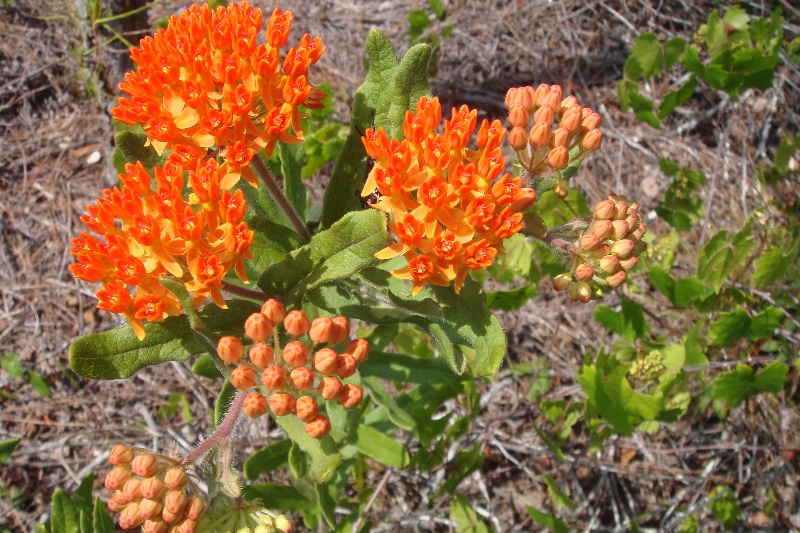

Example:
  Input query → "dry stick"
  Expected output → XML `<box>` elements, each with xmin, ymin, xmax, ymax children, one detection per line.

<box><xmin>351</xmin><ymin>468</ymin><xmax>392</xmax><ymax>533</ymax></box>
<box><xmin>250</xmin><ymin>155</ymin><xmax>312</xmax><ymax>242</ymax></box>
<box><xmin>182</xmin><ymin>390</ymin><xmax>246</xmax><ymax>466</ymax></box>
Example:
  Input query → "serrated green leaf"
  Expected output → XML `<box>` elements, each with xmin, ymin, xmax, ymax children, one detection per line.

<box><xmin>50</xmin><ymin>489</ymin><xmax>80</xmax><ymax>533</ymax></box>
<box><xmin>712</xmin><ymin>362</ymin><xmax>787</xmax><ymax>408</ymax></box>
<box><xmin>69</xmin><ymin>300</ymin><xmax>260</xmax><ymax>380</ymax></box>
<box><xmin>661</xmin><ymin>343</ymin><xmax>685</xmax><ymax>370</ymax></box>
<box><xmin>723</xmin><ymin>5</ymin><xmax>749</xmax><ymax>30</ymax></box>
<box><xmin>408</xmin><ymin>10</ymin><xmax>430</xmax><ymax>39</ymax></box>
<box><xmin>450</xmin><ymin>494</ymin><xmax>490</xmax><ymax>533</ymax></box>
<box><xmin>697</xmin><ymin>230</ymin><xmax>734</xmax><ymax>293</ymax></box>
<box><xmin>710</xmin><ymin>308</ymin><xmax>750</xmax><ymax>347</ymax></box>
<box><xmin>243</xmin><ymin>439</ymin><xmax>291</xmax><ymax>480</ymax></box>
<box><xmin>191</xmin><ymin>354</ymin><xmax>222</xmax><ymax>379</ymax></box>
<box><xmin>624</xmin><ymin>33</ymin><xmax>663</xmax><ymax>79</ymax></box>
<box><xmin>748</xmin><ymin>308</ymin><xmax>783</xmax><ymax>340</ymax></box>
<box><xmin>92</xmin><ymin>497</ymin><xmax>115</xmax><ymax>533</ymax></box>
<box><xmin>683</xmin><ymin>323</ymin><xmax>708</xmax><ymax>366</ymax></box>
<box><xmin>242</xmin><ymin>483</ymin><xmax>314</xmax><ymax>512</ymax></box>
<box><xmin>428</xmin><ymin>0</ymin><xmax>446</xmax><ymax>19</ymax></box>
<box><xmin>257</xmin><ymin>210</ymin><xmax>389</xmax><ymax>304</ymax></box>
<box><xmin>387</xmin><ymin>43</ymin><xmax>432</xmax><ymax>139</ymax></box>
<box><xmin>0</xmin><ymin>438</ymin><xmax>20</xmax><ymax>465</ymax></box>
<box><xmin>527</xmin><ymin>506</ymin><xmax>569</xmax><ymax>533</ymax></box>
<box><xmin>274</xmin><ymin>414</ymin><xmax>341</xmax><ymax>482</ymax></box>
<box><xmin>753</xmin><ymin>245</ymin><xmax>798</xmax><ymax>288</ymax></box>
<box><xmin>658</xmin><ymin>75</ymin><xmax>697</xmax><ymax>118</ymax></box>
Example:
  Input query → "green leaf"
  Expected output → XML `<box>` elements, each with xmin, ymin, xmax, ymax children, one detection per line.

<box><xmin>712</xmin><ymin>361</ymin><xmax>787</xmax><ymax>408</ymax></box>
<box><xmin>320</xmin><ymin>29</ymin><xmax>399</xmax><ymax>228</ymax></box>
<box><xmin>594</xmin><ymin>299</ymin><xmax>649</xmax><ymax>341</ymax></box>
<box><xmin>658</xmin><ymin>75</ymin><xmax>697</xmax><ymax>118</ymax></box>
<box><xmin>753</xmin><ymin>245</ymin><xmax>798</xmax><ymax>288</ymax></box>
<box><xmin>50</xmin><ymin>489</ymin><xmax>80</xmax><ymax>533</ymax></box>
<box><xmin>527</xmin><ymin>506</ymin><xmax>569</xmax><ymax>533</ymax></box>
<box><xmin>114</xmin><ymin>130</ymin><xmax>165</xmax><ymax>171</ymax></box>
<box><xmin>191</xmin><ymin>354</ymin><xmax>222</xmax><ymax>379</ymax></box>
<box><xmin>350</xmin><ymin>424</ymin><xmax>409</xmax><ymax>468</ymax></box>
<box><xmin>2</xmin><ymin>351</ymin><xmax>23</xmax><ymax>378</ymax></box>
<box><xmin>624</xmin><ymin>33</ymin><xmax>664</xmax><ymax>79</ymax></box>
<box><xmin>408</xmin><ymin>10</ymin><xmax>430</xmax><ymax>39</ymax></box>
<box><xmin>69</xmin><ymin>300</ymin><xmax>260</xmax><ymax>380</ymax></box>
<box><xmin>243</xmin><ymin>215</ymin><xmax>305</xmax><ymax>280</ymax></box>
<box><xmin>450</xmin><ymin>494</ymin><xmax>490</xmax><ymax>533</ymax></box>
<box><xmin>647</xmin><ymin>267</ymin><xmax>708</xmax><ymax>308</ymax></box>
<box><xmin>428</xmin><ymin>0</ymin><xmax>446</xmax><ymax>19</ymax></box>
<box><xmin>362</xmin><ymin>376</ymin><xmax>416</xmax><ymax>431</ymax></box>
<box><xmin>486</xmin><ymin>285</ymin><xmax>538</xmax><ymax>311</ymax></box>
<box><xmin>213</xmin><ymin>381</ymin><xmax>236</xmax><ymax>427</ymax></box>
<box><xmin>386</xmin><ymin>43</ymin><xmax>433</xmax><ymax>140</ymax></box>
<box><xmin>359</xmin><ymin>352</ymin><xmax>461</xmax><ymax>385</ymax></box>
<box><xmin>710</xmin><ymin>307</ymin><xmax>783</xmax><ymax>347</ymax></box>
<box><xmin>278</xmin><ymin>141</ymin><xmax>309</xmax><ymax>221</ymax></box>
<box><xmin>748</xmin><ymin>308</ymin><xmax>783</xmax><ymax>340</ymax></box>
<box><xmin>242</xmin><ymin>483</ymin><xmax>314</xmax><ymax>513</ymax></box>
<box><xmin>723</xmin><ymin>5</ymin><xmax>749</xmax><ymax>31</ymax></box>
<box><xmin>543</xmin><ymin>475</ymin><xmax>575</xmax><ymax>510</ymax></box>
<box><xmin>697</xmin><ymin>230</ymin><xmax>735</xmax><ymax>293</ymax></box>
<box><xmin>92</xmin><ymin>497</ymin><xmax>115</xmax><ymax>533</ymax></box>
<box><xmin>274</xmin><ymin>414</ymin><xmax>341</xmax><ymax>482</ymax></box>
<box><xmin>0</xmin><ymin>438</ymin><xmax>20</xmax><ymax>465</ymax></box>
<box><xmin>244</xmin><ymin>439</ymin><xmax>291</xmax><ymax>480</ymax></box>
<box><xmin>683</xmin><ymin>323</ymin><xmax>708</xmax><ymax>366</ymax></box>
<box><xmin>27</xmin><ymin>370</ymin><xmax>51</xmax><ymax>398</ymax></box>
<box><xmin>257</xmin><ymin>210</ymin><xmax>389</xmax><ymax>304</ymax></box>
<box><xmin>74</xmin><ymin>472</ymin><xmax>94</xmax><ymax>512</ymax></box>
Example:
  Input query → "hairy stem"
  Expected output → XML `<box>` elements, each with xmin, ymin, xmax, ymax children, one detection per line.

<box><xmin>182</xmin><ymin>390</ymin><xmax>246</xmax><ymax>466</ymax></box>
<box><xmin>537</xmin><ymin>232</ymin><xmax>579</xmax><ymax>255</ymax></box>
<box><xmin>250</xmin><ymin>155</ymin><xmax>312</xmax><ymax>242</ymax></box>
<box><xmin>220</xmin><ymin>281</ymin><xmax>270</xmax><ymax>301</ymax></box>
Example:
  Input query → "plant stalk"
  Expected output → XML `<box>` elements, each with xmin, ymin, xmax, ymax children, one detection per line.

<box><xmin>250</xmin><ymin>155</ymin><xmax>312</xmax><ymax>242</ymax></box>
<box><xmin>182</xmin><ymin>390</ymin><xmax>246</xmax><ymax>466</ymax></box>
<box><xmin>221</xmin><ymin>281</ymin><xmax>269</xmax><ymax>301</ymax></box>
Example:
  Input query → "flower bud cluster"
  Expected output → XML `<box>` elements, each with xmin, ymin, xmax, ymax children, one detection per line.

<box><xmin>505</xmin><ymin>84</ymin><xmax>603</xmax><ymax>198</ymax></box>
<box><xmin>198</xmin><ymin>498</ymin><xmax>293</xmax><ymax>533</ymax></box>
<box><xmin>104</xmin><ymin>445</ymin><xmax>205</xmax><ymax>532</ymax></box>
<box><xmin>553</xmin><ymin>195</ymin><xmax>647</xmax><ymax>302</ymax></box>
<box><xmin>629</xmin><ymin>350</ymin><xmax>664</xmax><ymax>379</ymax></box>
<box><xmin>216</xmin><ymin>300</ymin><xmax>368</xmax><ymax>439</ymax></box>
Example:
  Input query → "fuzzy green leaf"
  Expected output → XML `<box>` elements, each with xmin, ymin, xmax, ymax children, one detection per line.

<box><xmin>387</xmin><ymin>43</ymin><xmax>432</xmax><ymax>139</ymax></box>
<box><xmin>274</xmin><ymin>415</ymin><xmax>341</xmax><ymax>482</ymax></box>
<box><xmin>191</xmin><ymin>354</ymin><xmax>223</xmax><ymax>379</ymax></box>
<box><xmin>243</xmin><ymin>439</ymin><xmax>291</xmax><ymax>480</ymax></box>
<box><xmin>114</xmin><ymin>130</ymin><xmax>165</xmax><ymax>171</ymax></box>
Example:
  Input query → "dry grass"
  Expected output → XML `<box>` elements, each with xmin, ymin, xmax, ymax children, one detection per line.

<box><xmin>1</xmin><ymin>0</ymin><xmax>799</xmax><ymax>531</ymax></box>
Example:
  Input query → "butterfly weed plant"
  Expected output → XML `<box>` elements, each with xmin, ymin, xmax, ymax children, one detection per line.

<box><xmin>32</xmin><ymin>2</ymin><xmax>797</xmax><ymax>531</ymax></box>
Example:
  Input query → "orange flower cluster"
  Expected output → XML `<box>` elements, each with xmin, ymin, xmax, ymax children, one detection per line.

<box><xmin>505</xmin><ymin>84</ymin><xmax>602</xmax><ymax>198</ymax></box>
<box><xmin>361</xmin><ymin>96</ymin><xmax>536</xmax><ymax>296</ymax></box>
<box><xmin>104</xmin><ymin>445</ymin><xmax>205</xmax><ymax>532</ymax></box>
<box><xmin>70</xmin><ymin>160</ymin><xmax>253</xmax><ymax>339</ymax></box>
<box><xmin>216</xmin><ymin>300</ymin><xmax>367</xmax><ymax>440</ymax></box>
<box><xmin>112</xmin><ymin>2</ymin><xmax>325</xmax><ymax>189</ymax></box>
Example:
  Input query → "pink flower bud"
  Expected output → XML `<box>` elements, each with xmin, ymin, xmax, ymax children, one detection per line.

<box><xmin>533</xmin><ymin>104</ymin><xmax>555</xmax><ymax>125</ymax></box>
<box><xmin>119</xmin><ymin>502</ymin><xmax>145</xmax><ymax>529</ymax></box>
<box><xmin>107</xmin><ymin>491</ymin><xmax>127</xmax><ymax>513</ymax></box>
<box><xmin>507</xmin><ymin>105</ymin><xmax>529</xmax><ymax>129</ymax></box>
<box><xmin>599</xmin><ymin>255</ymin><xmax>619</xmax><ymax>274</ymax></box>
<box><xmin>261</xmin><ymin>299</ymin><xmax>285</xmax><ymax>323</ymax></box>
<box><xmin>275</xmin><ymin>514</ymin><xmax>294</xmax><ymax>533</ymax></box>
<box><xmin>138</xmin><ymin>498</ymin><xmax>163</xmax><ymax>520</ymax></box>
<box><xmin>177</xmin><ymin>519</ymin><xmax>198</xmax><ymax>533</ymax></box>
<box><xmin>283</xmin><ymin>310</ymin><xmax>309</xmax><ymax>336</ymax></box>
<box><xmin>611</xmin><ymin>220</ymin><xmax>630</xmax><ymax>241</ymax></box>
<box><xmin>283</xmin><ymin>340</ymin><xmax>309</xmax><ymax>366</ymax></box>
<box><xmin>507</xmin><ymin>126</ymin><xmax>529</xmax><ymax>150</ymax></box>
<box><xmin>305</xmin><ymin>414</ymin><xmax>331</xmax><ymax>439</ymax></box>
<box><xmin>248</xmin><ymin>342</ymin><xmax>274</xmax><ymax>367</ymax></box>
<box><xmin>308</xmin><ymin>316</ymin><xmax>334</xmax><ymax>344</ymax></box>
<box><xmin>581</xmin><ymin>129</ymin><xmax>603</xmax><ymax>152</ymax></box>
<box><xmin>528</xmin><ymin>121</ymin><xmax>551</xmax><ymax>148</ymax></box>
<box><xmin>560</xmin><ymin>108</ymin><xmax>582</xmax><ymax>133</ymax></box>
<box><xmin>105</xmin><ymin>466</ymin><xmax>130</xmax><ymax>491</ymax></box>
<box><xmin>244</xmin><ymin>313</ymin><xmax>273</xmax><ymax>342</ymax></box>
<box><xmin>242</xmin><ymin>392</ymin><xmax>268</xmax><ymax>419</ymax></box>
<box><xmin>295</xmin><ymin>396</ymin><xmax>319</xmax><ymax>422</ymax></box>
<box><xmin>217</xmin><ymin>336</ymin><xmax>243</xmax><ymax>364</ymax></box>
<box><xmin>161</xmin><ymin>507</ymin><xmax>183</xmax><ymax>525</ymax></box>
<box><xmin>594</xmin><ymin>199</ymin><xmax>615</xmax><ymax>220</ymax></box>
<box><xmin>542</xmin><ymin>88</ymin><xmax>562</xmax><ymax>110</ymax></box>
<box><xmin>164</xmin><ymin>490</ymin><xmax>188</xmax><ymax>516</ymax></box>
<box><xmin>546</xmin><ymin>146</ymin><xmax>569</xmax><ymax>171</ymax></box>
<box><xmin>627</xmin><ymin>224</ymin><xmax>646</xmax><ymax>241</ymax></box>
<box><xmin>163</xmin><ymin>467</ymin><xmax>188</xmax><ymax>490</ymax></box>
<box><xmin>532</xmin><ymin>83</ymin><xmax>550</xmax><ymax>106</ymax></box>
<box><xmin>186</xmin><ymin>497</ymin><xmax>206</xmax><ymax>520</ymax></box>
<box><xmin>549</xmin><ymin>127</ymin><xmax>571</xmax><ymax>148</ymax></box>
<box><xmin>122</xmin><ymin>478</ymin><xmax>143</xmax><ymax>501</ymax></box>
<box><xmin>269</xmin><ymin>392</ymin><xmax>296</xmax><ymax>416</ymax></box>
<box><xmin>611</xmin><ymin>239</ymin><xmax>635</xmax><ymax>259</ymax></box>
<box><xmin>569</xmin><ymin>281</ymin><xmax>592</xmax><ymax>303</ymax></box>
<box><xmin>335</xmin><ymin>353</ymin><xmax>358</xmax><ymax>379</ymax></box>
<box><xmin>109</xmin><ymin>444</ymin><xmax>134</xmax><ymax>466</ymax></box>
<box><xmin>142</xmin><ymin>518</ymin><xmax>169</xmax><ymax>533</ymax></box>
<box><xmin>581</xmin><ymin>111</ymin><xmax>601</xmax><ymax>131</ymax></box>
<box><xmin>131</xmin><ymin>452</ymin><xmax>158</xmax><ymax>478</ymax></box>
<box><xmin>579</xmin><ymin>234</ymin><xmax>600</xmax><ymax>251</ymax></box>
<box><xmin>330</xmin><ymin>316</ymin><xmax>350</xmax><ymax>344</ymax></box>
<box><xmin>560</xmin><ymin>96</ymin><xmax>579</xmax><ymax>114</ymax></box>
<box><xmin>231</xmin><ymin>365</ymin><xmax>256</xmax><ymax>390</ymax></box>
<box><xmin>591</xmin><ymin>219</ymin><xmax>613</xmax><ymax>240</ymax></box>
<box><xmin>613</xmin><ymin>201</ymin><xmax>629</xmax><ymax>220</ymax></box>
<box><xmin>606</xmin><ymin>270</ymin><xmax>627</xmax><ymax>288</ymax></box>
<box><xmin>619</xmin><ymin>255</ymin><xmax>639</xmax><ymax>271</ymax></box>
<box><xmin>139</xmin><ymin>476</ymin><xmax>165</xmax><ymax>500</ymax></box>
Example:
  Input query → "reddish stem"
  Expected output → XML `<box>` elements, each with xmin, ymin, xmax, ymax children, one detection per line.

<box><xmin>182</xmin><ymin>390</ymin><xmax>246</xmax><ymax>466</ymax></box>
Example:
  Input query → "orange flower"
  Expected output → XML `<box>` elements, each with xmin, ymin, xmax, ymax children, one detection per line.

<box><xmin>362</xmin><ymin>96</ymin><xmax>535</xmax><ymax>295</ymax></box>
<box><xmin>112</xmin><ymin>2</ymin><xmax>326</xmax><ymax>189</ymax></box>
<box><xmin>70</xmin><ymin>161</ymin><xmax>253</xmax><ymax>339</ymax></box>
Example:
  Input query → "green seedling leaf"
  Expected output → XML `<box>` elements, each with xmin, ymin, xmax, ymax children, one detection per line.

<box><xmin>450</xmin><ymin>494</ymin><xmax>490</xmax><ymax>533</ymax></box>
<box><xmin>428</xmin><ymin>0</ymin><xmax>446</xmax><ymax>19</ymax></box>
<box><xmin>0</xmin><ymin>438</ymin><xmax>20</xmax><ymax>465</ymax></box>
<box><xmin>712</xmin><ymin>361</ymin><xmax>787</xmax><ymax>408</ymax></box>
<box><xmin>527</xmin><ymin>506</ymin><xmax>569</xmax><ymax>533</ymax></box>
<box><xmin>114</xmin><ymin>130</ymin><xmax>166</xmax><ymax>171</ymax></box>
<box><xmin>257</xmin><ymin>210</ymin><xmax>389</xmax><ymax>304</ymax></box>
<box><xmin>274</xmin><ymin>415</ymin><xmax>341</xmax><ymax>482</ymax></box>
<box><xmin>244</xmin><ymin>439</ymin><xmax>291</xmax><ymax>480</ymax></box>
<box><xmin>27</xmin><ymin>370</ymin><xmax>51</xmax><ymax>397</ymax></box>
<box><xmin>242</xmin><ymin>484</ymin><xmax>314</xmax><ymax>513</ymax></box>
<box><xmin>191</xmin><ymin>354</ymin><xmax>223</xmax><ymax>378</ymax></box>
<box><xmin>408</xmin><ymin>10</ymin><xmax>430</xmax><ymax>39</ymax></box>
<box><xmin>543</xmin><ymin>475</ymin><xmax>575</xmax><ymax>510</ymax></box>
<box><xmin>70</xmin><ymin>300</ymin><xmax>260</xmax><ymax>380</ymax></box>
<box><xmin>50</xmin><ymin>489</ymin><xmax>80</xmax><ymax>533</ymax></box>
<box><xmin>2</xmin><ymin>351</ymin><xmax>23</xmax><ymax>379</ymax></box>
<box><xmin>697</xmin><ymin>230</ymin><xmax>735</xmax><ymax>293</ymax></box>
<box><xmin>658</xmin><ymin>75</ymin><xmax>697</xmax><ymax>118</ymax></box>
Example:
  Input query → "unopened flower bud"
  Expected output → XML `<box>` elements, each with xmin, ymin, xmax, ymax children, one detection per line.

<box><xmin>283</xmin><ymin>310</ymin><xmax>309</xmax><ymax>336</ymax></box>
<box><xmin>186</xmin><ymin>497</ymin><xmax>206</xmax><ymax>521</ymax></box>
<box><xmin>119</xmin><ymin>502</ymin><xmax>145</xmax><ymax>529</ymax></box>
<box><xmin>528</xmin><ymin>121</ymin><xmax>551</xmax><ymax>148</ymax></box>
<box><xmin>243</xmin><ymin>392</ymin><xmax>268</xmax><ymax>419</ymax></box>
<box><xmin>122</xmin><ymin>478</ymin><xmax>143</xmax><ymax>501</ymax></box>
<box><xmin>507</xmin><ymin>126</ymin><xmax>529</xmax><ymax>150</ymax></box>
<box><xmin>105</xmin><ymin>466</ymin><xmax>130</xmax><ymax>491</ymax></box>
<box><xmin>305</xmin><ymin>414</ymin><xmax>331</xmax><ymax>440</ymax></box>
<box><xmin>142</xmin><ymin>518</ymin><xmax>169</xmax><ymax>533</ymax></box>
<box><xmin>627</xmin><ymin>224</ymin><xmax>646</xmax><ymax>241</ymax></box>
<box><xmin>338</xmin><ymin>384</ymin><xmax>363</xmax><ymax>409</ymax></box>
<box><xmin>550</xmin><ymin>127</ymin><xmax>571</xmax><ymax>148</ymax></box>
<box><xmin>569</xmin><ymin>281</ymin><xmax>592</xmax><ymax>303</ymax></box>
<box><xmin>231</xmin><ymin>365</ymin><xmax>256</xmax><ymax>390</ymax></box>
<box><xmin>553</xmin><ymin>273</ymin><xmax>572</xmax><ymax>291</ymax></box>
<box><xmin>161</xmin><ymin>507</ymin><xmax>183</xmax><ymax>525</ymax></box>
<box><xmin>248</xmin><ymin>343</ymin><xmax>274</xmax><ymax>367</ymax></box>
<box><xmin>546</xmin><ymin>146</ymin><xmax>569</xmax><ymax>171</ymax></box>
<box><xmin>507</xmin><ymin>105</ymin><xmax>529</xmax><ymax>129</ymax></box>
<box><xmin>581</xmin><ymin>129</ymin><xmax>602</xmax><ymax>152</ymax></box>
<box><xmin>560</xmin><ymin>108</ymin><xmax>582</xmax><ymax>133</ymax></box>
<box><xmin>511</xmin><ymin>188</ymin><xmax>536</xmax><ymax>212</ymax></box>
<box><xmin>560</xmin><ymin>95</ymin><xmax>579</xmax><ymax>113</ymax></box>
<box><xmin>619</xmin><ymin>255</ymin><xmax>639</xmax><ymax>271</ymax></box>
<box><xmin>164</xmin><ymin>490</ymin><xmax>188</xmax><ymax>515</ymax></box>
<box><xmin>533</xmin><ymin>104</ymin><xmax>555</xmax><ymax>125</ymax></box>
<box><xmin>599</xmin><ymin>255</ymin><xmax>619</xmax><ymax>274</ymax></box>
<box><xmin>611</xmin><ymin>239</ymin><xmax>635</xmax><ymax>259</ymax></box>
<box><xmin>308</xmin><ymin>316</ymin><xmax>334</xmax><ymax>344</ymax></box>
<box><xmin>217</xmin><ymin>336</ymin><xmax>244</xmax><ymax>364</ymax></box>
<box><xmin>274</xmin><ymin>515</ymin><xmax>294</xmax><ymax>533</ymax></box>
<box><xmin>289</xmin><ymin>367</ymin><xmax>314</xmax><ymax>390</ymax></box>
<box><xmin>590</xmin><ymin>244</ymin><xmax>610</xmax><ymax>259</ymax></box>
<box><xmin>613</xmin><ymin>201</ymin><xmax>629</xmax><ymax>220</ymax></box>
<box><xmin>344</xmin><ymin>339</ymin><xmax>370</xmax><ymax>364</ymax></box>
<box><xmin>314</xmin><ymin>347</ymin><xmax>339</xmax><ymax>373</ymax></box>
<box><xmin>295</xmin><ymin>396</ymin><xmax>319</xmax><ymax>422</ymax></box>
<box><xmin>330</xmin><ymin>316</ymin><xmax>350</xmax><ymax>344</ymax></box>
<box><xmin>574</xmin><ymin>263</ymin><xmax>594</xmax><ymax>282</ymax></box>
<box><xmin>606</xmin><ymin>270</ymin><xmax>627</xmax><ymax>288</ymax></box>
<box><xmin>261</xmin><ymin>299</ymin><xmax>285</xmax><ymax>323</ymax></box>
<box><xmin>504</xmin><ymin>87</ymin><xmax>518</xmax><ymax>109</ymax></box>
<box><xmin>131</xmin><ymin>452</ymin><xmax>158</xmax><ymax>478</ymax></box>
<box><xmin>319</xmin><ymin>376</ymin><xmax>343</xmax><ymax>400</ymax></box>
<box><xmin>163</xmin><ymin>467</ymin><xmax>187</xmax><ymax>490</ymax></box>
<box><xmin>261</xmin><ymin>365</ymin><xmax>287</xmax><ymax>391</ymax></box>
<box><xmin>532</xmin><ymin>83</ymin><xmax>550</xmax><ymax>106</ymax></box>
<box><xmin>594</xmin><ymin>199</ymin><xmax>615</xmax><ymax>220</ymax></box>
<box><xmin>140</xmin><ymin>476</ymin><xmax>165</xmax><ymax>500</ymax></box>
<box><xmin>611</xmin><ymin>220</ymin><xmax>630</xmax><ymax>241</ymax></box>
<box><xmin>138</xmin><ymin>498</ymin><xmax>163</xmax><ymax>520</ymax></box>
<box><xmin>109</xmin><ymin>444</ymin><xmax>134</xmax><ymax>466</ymax></box>
<box><xmin>581</xmin><ymin>111</ymin><xmax>601</xmax><ymax>131</ymax></box>
<box><xmin>335</xmin><ymin>353</ymin><xmax>358</xmax><ymax>379</ymax></box>
<box><xmin>177</xmin><ymin>519</ymin><xmax>198</xmax><ymax>533</ymax></box>
<box><xmin>591</xmin><ymin>219</ymin><xmax>613</xmax><ymax>240</ymax></box>
<box><xmin>283</xmin><ymin>340</ymin><xmax>309</xmax><ymax>366</ymax></box>
<box><xmin>269</xmin><ymin>392</ymin><xmax>296</xmax><ymax>416</ymax></box>
<box><xmin>579</xmin><ymin>234</ymin><xmax>600</xmax><ymax>251</ymax></box>
<box><xmin>107</xmin><ymin>491</ymin><xmax>127</xmax><ymax>512</ymax></box>
<box><xmin>542</xmin><ymin>88</ymin><xmax>562</xmax><ymax>110</ymax></box>
<box><xmin>245</xmin><ymin>313</ymin><xmax>273</xmax><ymax>342</ymax></box>
<box><xmin>552</xmin><ymin>179</ymin><xmax>569</xmax><ymax>199</ymax></box>
<box><xmin>634</xmin><ymin>241</ymin><xmax>647</xmax><ymax>254</ymax></box>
